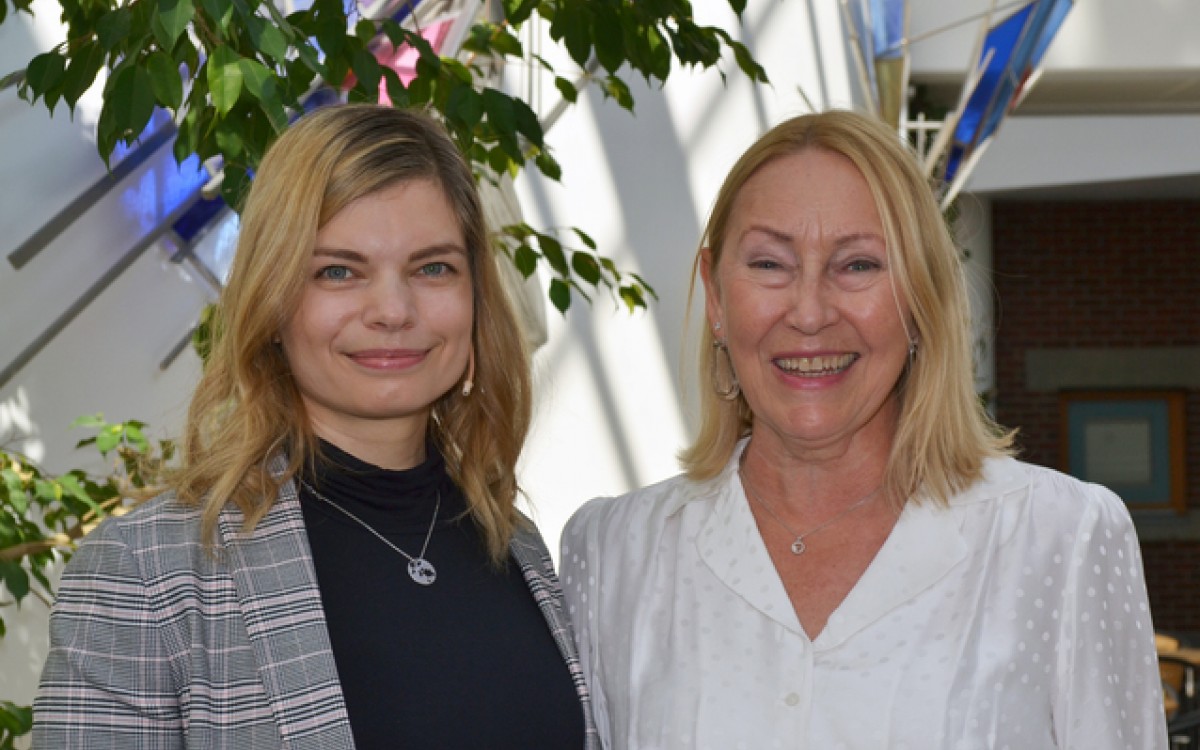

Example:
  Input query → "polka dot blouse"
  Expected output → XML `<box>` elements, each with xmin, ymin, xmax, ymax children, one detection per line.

<box><xmin>560</xmin><ymin>449</ymin><xmax>1167</xmax><ymax>749</ymax></box>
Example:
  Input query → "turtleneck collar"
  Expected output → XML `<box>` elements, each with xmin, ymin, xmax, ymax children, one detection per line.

<box><xmin>300</xmin><ymin>438</ymin><xmax>466</xmax><ymax>532</ymax></box>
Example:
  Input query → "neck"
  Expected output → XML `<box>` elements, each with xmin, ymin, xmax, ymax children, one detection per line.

<box><xmin>740</xmin><ymin>421</ymin><xmax>894</xmax><ymax>513</ymax></box>
<box><xmin>309</xmin><ymin>418</ymin><xmax>427</xmax><ymax>470</ymax></box>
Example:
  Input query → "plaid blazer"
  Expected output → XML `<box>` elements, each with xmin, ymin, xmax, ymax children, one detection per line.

<box><xmin>33</xmin><ymin>473</ymin><xmax>599</xmax><ymax>750</ymax></box>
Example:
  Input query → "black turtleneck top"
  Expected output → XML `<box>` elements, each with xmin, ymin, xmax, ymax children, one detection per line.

<box><xmin>298</xmin><ymin>440</ymin><xmax>585</xmax><ymax>749</ymax></box>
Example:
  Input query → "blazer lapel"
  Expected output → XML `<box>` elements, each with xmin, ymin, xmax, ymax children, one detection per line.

<box><xmin>216</xmin><ymin>469</ymin><xmax>356</xmax><ymax>750</ymax></box>
<box><xmin>509</xmin><ymin>521</ymin><xmax>601</xmax><ymax>749</ymax></box>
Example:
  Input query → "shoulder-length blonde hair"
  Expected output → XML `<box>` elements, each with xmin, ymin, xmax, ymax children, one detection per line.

<box><xmin>173</xmin><ymin>103</ymin><xmax>531</xmax><ymax>562</ymax></box>
<box><xmin>680</xmin><ymin>109</ymin><xmax>1012</xmax><ymax>505</ymax></box>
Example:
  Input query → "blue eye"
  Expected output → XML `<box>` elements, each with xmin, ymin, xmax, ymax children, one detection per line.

<box><xmin>419</xmin><ymin>262</ymin><xmax>453</xmax><ymax>277</ymax></box>
<box><xmin>846</xmin><ymin>259</ymin><xmax>881</xmax><ymax>272</ymax></box>
<box><xmin>317</xmin><ymin>265</ymin><xmax>352</xmax><ymax>281</ymax></box>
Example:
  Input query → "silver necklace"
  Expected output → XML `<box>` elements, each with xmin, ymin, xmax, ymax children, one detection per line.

<box><xmin>739</xmin><ymin>469</ymin><xmax>881</xmax><ymax>555</ymax></box>
<box><xmin>299</xmin><ymin>479</ymin><xmax>441</xmax><ymax>586</ymax></box>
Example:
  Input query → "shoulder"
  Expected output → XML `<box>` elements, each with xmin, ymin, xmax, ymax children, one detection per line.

<box><xmin>957</xmin><ymin>456</ymin><xmax>1135</xmax><ymax>538</ymax></box>
<box><xmin>563</xmin><ymin>471</ymin><xmax>715</xmax><ymax>547</ymax></box>
<box><xmin>69</xmin><ymin>490</ymin><xmax>204</xmax><ymax>565</ymax></box>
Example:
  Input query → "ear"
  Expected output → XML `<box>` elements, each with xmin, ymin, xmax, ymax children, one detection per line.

<box><xmin>699</xmin><ymin>247</ymin><xmax>722</xmax><ymax>334</ymax></box>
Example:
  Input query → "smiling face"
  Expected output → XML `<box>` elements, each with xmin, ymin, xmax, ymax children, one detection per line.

<box><xmin>702</xmin><ymin>148</ymin><xmax>912</xmax><ymax>459</ymax></box>
<box><xmin>279</xmin><ymin>179</ymin><xmax>473</xmax><ymax>454</ymax></box>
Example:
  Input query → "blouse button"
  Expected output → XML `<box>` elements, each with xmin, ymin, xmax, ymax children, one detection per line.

<box><xmin>784</xmin><ymin>692</ymin><xmax>800</xmax><ymax>707</ymax></box>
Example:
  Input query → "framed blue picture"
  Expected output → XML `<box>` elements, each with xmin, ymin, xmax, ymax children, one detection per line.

<box><xmin>1061</xmin><ymin>391</ymin><xmax>1186</xmax><ymax>513</ymax></box>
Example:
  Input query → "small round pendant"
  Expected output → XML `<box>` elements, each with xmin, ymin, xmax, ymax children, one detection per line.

<box><xmin>407</xmin><ymin>558</ymin><xmax>437</xmax><ymax>585</ymax></box>
<box><xmin>790</xmin><ymin>538</ymin><xmax>806</xmax><ymax>555</ymax></box>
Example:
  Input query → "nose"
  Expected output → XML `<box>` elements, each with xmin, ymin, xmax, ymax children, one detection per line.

<box><xmin>784</xmin><ymin>271</ymin><xmax>839</xmax><ymax>335</ymax></box>
<box><xmin>363</xmin><ymin>276</ymin><xmax>416</xmax><ymax>330</ymax></box>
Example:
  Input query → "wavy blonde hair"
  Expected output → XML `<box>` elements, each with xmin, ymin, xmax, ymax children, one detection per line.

<box><xmin>680</xmin><ymin>109</ymin><xmax>1012</xmax><ymax>506</ymax></box>
<box><xmin>172</xmin><ymin>104</ymin><xmax>531</xmax><ymax>562</ymax></box>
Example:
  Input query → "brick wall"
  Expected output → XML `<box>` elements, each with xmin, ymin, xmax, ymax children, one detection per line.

<box><xmin>991</xmin><ymin>200</ymin><xmax>1200</xmax><ymax>632</ymax></box>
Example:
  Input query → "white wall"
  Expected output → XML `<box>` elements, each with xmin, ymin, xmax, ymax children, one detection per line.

<box><xmin>1</xmin><ymin>0</ymin><xmax>213</xmax><ymax>721</ymax></box>
<box><xmin>509</xmin><ymin>0</ymin><xmax>863</xmax><ymax>547</ymax></box>
<box><xmin>907</xmin><ymin>0</ymin><xmax>1200</xmax><ymax>74</ymax></box>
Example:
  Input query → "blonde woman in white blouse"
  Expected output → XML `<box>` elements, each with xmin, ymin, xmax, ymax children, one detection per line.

<box><xmin>560</xmin><ymin>110</ymin><xmax>1167</xmax><ymax>750</ymax></box>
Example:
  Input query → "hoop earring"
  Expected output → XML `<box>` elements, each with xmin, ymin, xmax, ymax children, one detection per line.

<box><xmin>711</xmin><ymin>340</ymin><xmax>740</xmax><ymax>401</ymax></box>
<box><xmin>461</xmin><ymin>347</ymin><xmax>476</xmax><ymax>397</ymax></box>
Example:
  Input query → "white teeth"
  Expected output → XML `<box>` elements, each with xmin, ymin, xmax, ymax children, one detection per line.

<box><xmin>774</xmin><ymin>353</ymin><xmax>856</xmax><ymax>375</ymax></box>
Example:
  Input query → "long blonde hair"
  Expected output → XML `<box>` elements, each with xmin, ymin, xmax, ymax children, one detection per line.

<box><xmin>172</xmin><ymin>104</ymin><xmax>532</xmax><ymax>562</ymax></box>
<box><xmin>680</xmin><ymin>109</ymin><xmax>1012</xmax><ymax>505</ymax></box>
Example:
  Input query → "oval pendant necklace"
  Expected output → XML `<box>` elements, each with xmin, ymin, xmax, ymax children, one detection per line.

<box><xmin>739</xmin><ymin>468</ymin><xmax>881</xmax><ymax>555</ymax></box>
<box><xmin>300</xmin><ymin>479</ymin><xmax>441</xmax><ymax>585</ymax></box>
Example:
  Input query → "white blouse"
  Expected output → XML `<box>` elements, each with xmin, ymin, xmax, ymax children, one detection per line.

<box><xmin>560</xmin><ymin>449</ymin><xmax>1167</xmax><ymax>750</ymax></box>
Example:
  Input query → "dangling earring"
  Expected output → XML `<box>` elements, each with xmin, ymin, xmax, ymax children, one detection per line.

<box><xmin>461</xmin><ymin>347</ymin><xmax>476</xmax><ymax>397</ymax></box>
<box><xmin>711</xmin><ymin>338</ymin><xmax>740</xmax><ymax>401</ymax></box>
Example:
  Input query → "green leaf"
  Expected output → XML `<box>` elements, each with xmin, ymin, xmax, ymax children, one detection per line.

<box><xmin>0</xmin><ymin>561</ymin><xmax>30</xmax><ymax>601</ymax></box>
<box><xmin>23</xmin><ymin>52</ymin><xmax>66</xmax><ymax>102</ymax></box>
<box><xmin>5</xmin><ymin>483</ymin><xmax>28</xmax><ymax>515</ymax></box>
<box><xmin>215</xmin><ymin>121</ymin><xmax>243</xmax><ymax>158</ymax></box>
<box><xmin>196</xmin><ymin>0</ymin><xmax>233</xmax><ymax>36</ymax></box>
<box><xmin>533</xmin><ymin>151</ymin><xmax>561</xmax><ymax>181</ymax></box>
<box><xmin>60</xmin><ymin>41</ymin><xmax>106</xmax><ymax>111</ymax></box>
<box><xmin>95</xmin><ymin>7</ymin><xmax>131</xmax><ymax>51</ymax></box>
<box><xmin>354</xmin><ymin>18</ymin><xmax>375</xmax><ymax>44</ymax></box>
<box><xmin>618</xmin><ymin>286</ymin><xmax>641</xmax><ymax>312</ymax></box>
<box><xmin>553</xmin><ymin>76</ymin><xmax>577</xmax><ymax>104</ymax></box>
<box><xmin>481</xmin><ymin>88</ymin><xmax>516</xmax><ymax>136</ymax></box>
<box><xmin>486</xmin><ymin>144</ymin><xmax>511</xmax><ymax>176</ymax></box>
<box><xmin>728</xmin><ymin>39</ymin><xmax>768</xmax><ymax>83</ymax></box>
<box><xmin>3</xmin><ymin>469</ymin><xmax>28</xmax><ymax>504</ymax></box>
<box><xmin>237</xmin><ymin>57</ymin><xmax>273</xmax><ymax>101</ymax></box>
<box><xmin>95</xmin><ymin>426</ymin><xmax>121</xmax><ymax>454</ymax></box>
<box><xmin>58</xmin><ymin>474</ymin><xmax>105</xmax><ymax>516</ymax></box>
<box><xmin>446</xmin><ymin>84</ymin><xmax>483</xmax><ymax>129</ymax></box>
<box><xmin>153</xmin><ymin>0</ymin><xmax>194</xmax><ymax>50</ymax></box>
<box><xmin>501</xmin><ymin>0</ymin><xmax>538</xmax><ymax>25</ymax></box>
<box><xmin>571</xmin><ymin>227</ymin><xmax>597</xmax><ymax>250</ymax></box>
<box><xmin>592</xmin><ymin>5</ymin><xmax>624</xmax><ymax>73</ymax></box>
<box><xmin>220</xmin><ymin>163</ymin><xmax>252</xmax><ymax>210</ymax></box>
<box><xmin>548</xmin><ymin>278</ymin><xmax>571</xmax><ymax>314</ymax></box>
<box><xmin>512</xmin><ymin>97</ymin><xmax>543</xmax><ymax>148</ymax></box>
<box><xmin>206</xmin><ymin>46</ymin><xmax>243</xmax><ymax>115</ymax></box>
<box><xmin>349</xmin><ymin>48</ymin><xmax>381</xmax><ymax>99</ymax></box>
<box><xmin>603</xmin><ymin>75</ymin><xmax>634</xmax><ymax>111</ymax></box>
<box><xmin>145</xmin><ymin>51</ymin><xmax>183</xmax><ymax>109</ymax></box>
<box><xmin>571</xmin><ymin>251</ymin><xmax>601</xmax><ymax>285</ymax></box>
<box><xmin>381</xmin><ymin>67</ymin><xmax>408</xmax><ymax>108</ymax></box>
<box><xmin>34</xmin><ymin>479</ymin><xmax>61</xmax><ymax>503</ymax></box>
<box><xmin>550</xmin><ymin>2</ymin><xmax>592</xmax><ymax>68</ymax></box>
<box><xmin>539</xmin><ymin>234</ymin><xmax>567</xmax><ymax>275</ymax></box>
<box><xmin>489</xmin><ymin>25</ymin><xmax>523</xmax><ymax>56</ymax></box>
<box><xmin>513</xmin><ymin>244</ymin><xmax>538</xmax><ymax>278</ymax></box>
<box><xmin>71</xmin><ymin>413</ymin><xmax>106</xmax><ymax>430</ymax></box>
<box><xmin>245</xmin><ymin>15</ymin><xmax>290</xmax><ymax>63</ymax></box>
<box><xmin>105</xmin><ymin>64</ymin><xmax>156</xmax><ymax>140</ymax></box>
<box><xmin>631</xmin><ymin>272</ymin><xmax>659</xmax><ymax>300</ymax></box>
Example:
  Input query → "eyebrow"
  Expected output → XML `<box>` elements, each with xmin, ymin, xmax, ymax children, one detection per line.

<box><xmin>739</xmin><ymin>225</ymin><xmax>885</xmax><ymax>248</ymax></box>
<box><xmin>310</xmin><ymin>244</ymin><xmax>468</xmax><ymax>263</ymax></box>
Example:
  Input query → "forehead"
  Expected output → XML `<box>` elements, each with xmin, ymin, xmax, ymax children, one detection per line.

<box><xmin>725</xmin><ymin>148</ymin><xmax>883</xmax><ymax>238</ymax></box>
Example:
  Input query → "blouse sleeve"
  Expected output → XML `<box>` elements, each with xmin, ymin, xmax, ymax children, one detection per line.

<box><xmin>1051</xmin><ymin>480</ymin><xmax>1168</xmax><ymax>750</ymax></box>
<box><xmin>32</xmin><ymin>517</ymin><xmax>184</xmax><ymax>750</ymax></box>
<box><xmin>560</xmin><ymin>497</ymin><xmax>612</xmax><ymax>750</ymax></box>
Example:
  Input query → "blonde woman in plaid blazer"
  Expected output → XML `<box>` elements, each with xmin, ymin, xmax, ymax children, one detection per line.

<box><xmin>33</xmin><ymin>104</ymin><xmax>598</xmax><ymax>749</ymax></box>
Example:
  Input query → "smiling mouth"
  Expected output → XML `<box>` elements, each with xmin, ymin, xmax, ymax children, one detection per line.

<box><xmin>773</xmin><ymin>353</ymin><xmax>858</xmax><ymax>376</ymax></box>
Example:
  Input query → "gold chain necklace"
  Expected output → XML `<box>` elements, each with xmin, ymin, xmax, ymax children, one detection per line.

<box><xmin>739</xmin><ymin>468</ymin><xmax>881</xmax><ymax>555</ymax></box>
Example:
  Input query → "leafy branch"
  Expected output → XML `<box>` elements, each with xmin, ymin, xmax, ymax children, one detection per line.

<box><xmin>5</xmin><ymin>0</ymin><xmax>766</xmax><ymax>312</ymax></box>
<box><xmin>0</xmin><ymin>416</ymin><xmax>173</xmax><ymax>636</ymax></box>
